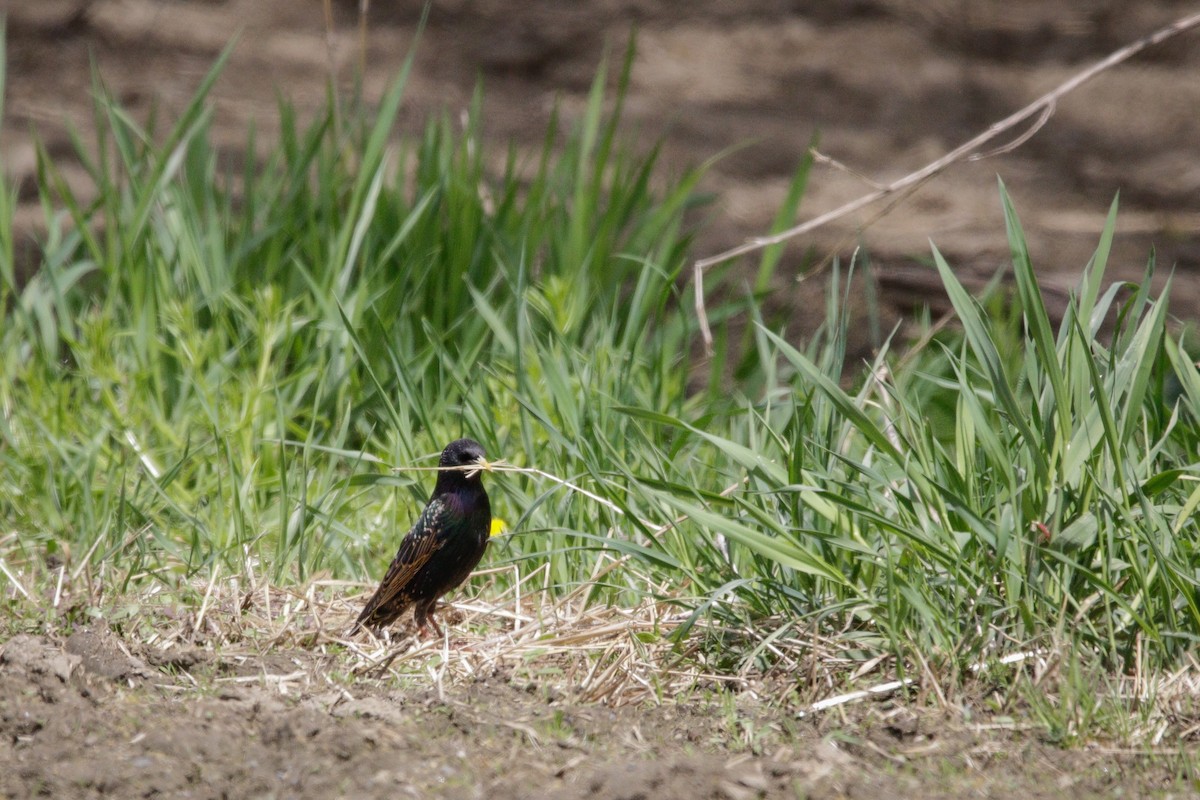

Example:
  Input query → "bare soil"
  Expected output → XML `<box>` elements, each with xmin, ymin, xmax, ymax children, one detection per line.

<box><xmin>4</xmin><ymin>1</ymin><xmax>1200</xmax><ymax>796</ymax></box>
<box><xmin>2</xmin><ymin>624</ymin><xmax>1194</xmax><ymax>799</ymax></box>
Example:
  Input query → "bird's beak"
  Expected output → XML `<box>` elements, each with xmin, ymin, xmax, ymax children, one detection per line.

<box><xmin>466</xmin><ymin>455</ymin><xmax>490</xmax><ymax>479</ymax></box>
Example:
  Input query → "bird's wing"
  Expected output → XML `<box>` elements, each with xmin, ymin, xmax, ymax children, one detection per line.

<box><xmin>356</xmin><ymin>499</ymin><xmax>450</xmax><ymax>623</ymax></box>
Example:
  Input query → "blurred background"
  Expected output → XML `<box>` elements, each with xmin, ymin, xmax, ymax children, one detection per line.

<box><xmin>6</xmin><ymin>0</ymin><xmax>1199</xmax><ymax>349</ymax></box>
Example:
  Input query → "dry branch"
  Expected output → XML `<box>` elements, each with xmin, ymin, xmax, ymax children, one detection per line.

<box><xmin>691</xmin><ymin>11</ymin><xmax>1200</xmax><ymax>353</ymax></box>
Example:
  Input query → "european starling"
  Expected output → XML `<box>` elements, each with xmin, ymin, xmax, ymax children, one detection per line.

<box><xmin>352</xmin><ymin>438</ymin><xmax>492</xmax><ymax>638</ymax></box>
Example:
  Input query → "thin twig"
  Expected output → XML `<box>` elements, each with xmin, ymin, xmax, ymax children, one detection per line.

<box><xmin>0</xmin><ymin>558</ymin><xmax>31</xmax><ymax>600</ymax></box>
<box><xmin>194</xmin><ymin>564</ymin><xmax>221</xmax><ymax>638</ymax></box>
<box><xmin>967</xmin><ymin>101</ymin><xmax>1056</xmax><ymax>161</ymax></box>
<box><xmin>52</xmin><ymin>565</ymin><xmax>66</xmax><ymax>609</ymax></box>
<box><xmin>691</xmin><ymin>11</ymin><xmax>1200</xmax><ymax>353</ymax></box>
<box><xmin>394</xmin><ymin>460</ymin><xmax>647</xmax><ymax>523</ymax></box>
<box><xmin>800</xmin><ymin>678</ymin><xmax>915</xmax><ymax>716</ymax></box>
<box><xmin>810</xmin><ymin>149</ymin><xmax>885</xmax><ymax>190</ymax></box>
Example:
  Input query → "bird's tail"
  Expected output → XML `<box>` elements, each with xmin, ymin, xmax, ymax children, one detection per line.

<box><xmin>348</xmin><ymin>591</ymin><xmax>409</xmax><ymax>638</ymax></box>
<box><xmin>347</xmin><ymin>605</ymin><xmax>372</xmax><ymax>637</ymax></box>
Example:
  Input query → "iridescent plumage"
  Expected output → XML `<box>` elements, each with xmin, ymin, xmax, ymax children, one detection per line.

<box><xmin>352</xmin><ymin>438</ymin><xmax>491</xmax><ymax>637</ymax></box>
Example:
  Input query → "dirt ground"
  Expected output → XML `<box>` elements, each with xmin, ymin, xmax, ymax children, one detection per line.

<box><xmin>4</xmin><ymin>1</ymin><xmax>1200</xmax><ymax>797</ymax></box>
<box><xmin>2</xmin><ymin>624</ymin><xmax>1195</xmax><ymax>800</ymax></box>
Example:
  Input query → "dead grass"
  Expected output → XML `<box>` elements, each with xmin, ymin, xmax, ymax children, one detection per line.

<box><xmin>3</xmin><ymin>544</ymin><xmax>1198</xmax><ymax>751</ymax></box>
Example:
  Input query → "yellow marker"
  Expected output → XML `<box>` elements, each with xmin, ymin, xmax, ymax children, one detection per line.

<box><xmin>489</xmin><ymin>518</ymin><xmax>508</xmax><ymax>537</ymax></box>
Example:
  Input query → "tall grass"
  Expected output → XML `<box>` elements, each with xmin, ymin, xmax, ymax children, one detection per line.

<box><xmin>3</xmin><ymin>33</ymin><xmax>1199</xmax><ymax>699</ymax></box>
<box><xmin>643</xmin><ymin>192</ymin><xmax>1200</xmax><ymax>680</ymax></box>
<box><xmin>0</xmin><ymin>39</ymin><xmax>710</xmax><ymax>594</ymax></box>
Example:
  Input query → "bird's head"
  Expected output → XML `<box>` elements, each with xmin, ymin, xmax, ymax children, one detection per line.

<box><xmin>436</xmin><ymin>438</ymin><xmax>490</xmax><ymax>489</ymax></box>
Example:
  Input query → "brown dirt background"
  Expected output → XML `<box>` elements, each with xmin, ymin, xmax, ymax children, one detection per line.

<box><xmin>2</xmin><ymin>625</ymin><xmax>1193</xmax><ymax>799</ymax></box>
<box><xmin>4</xmin><ymin>1</ymin><xmax>1200</xmax><ymax>797</ymax></box>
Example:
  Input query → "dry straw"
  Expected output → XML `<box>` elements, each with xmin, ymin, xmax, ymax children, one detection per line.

<box><xmin>4</xmin><ymin>525</ymin><xmax>1199</xmax><ymax>738</ymax></box>
<box><xmin>393</xmin><ymin>458</ymin><xmax>645</xmax><ymax>524</ymax></box>
<box><xmin>86</xmin><ymin>566</ymin><xmax>1200</xmax><ymax>742</ymax></box>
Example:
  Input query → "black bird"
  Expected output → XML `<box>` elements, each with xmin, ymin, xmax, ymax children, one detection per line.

<box><xmin>352</xmin><ymin>438</ymin><xmax>492</xmax><ymax>638</ymax></box>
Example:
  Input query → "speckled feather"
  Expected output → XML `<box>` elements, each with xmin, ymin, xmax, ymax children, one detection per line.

<box><xmin>353</xmin><ymin>439</ymin><xmax>492</xmax><ymax>637</ymax></box>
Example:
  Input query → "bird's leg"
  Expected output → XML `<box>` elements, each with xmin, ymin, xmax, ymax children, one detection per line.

<box><xmin>414</xmin><ymin>598</ymin><xmax>443</xmax><ymax>639</ymax></box>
